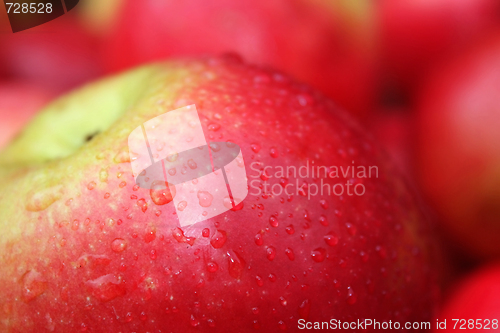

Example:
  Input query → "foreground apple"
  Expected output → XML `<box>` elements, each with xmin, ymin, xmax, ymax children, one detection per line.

<box><xmin>0</xmin><ymin>57</ymin><xmax>438</xmax><ymax>332</ymax></box>
<box><xmin>434</xmin><ymin>264</ymin><xmax>500</xmax><ymax>332</ymax></box>
<box><xmin>416</xmin><ymin>34</ymin><xmax>500</xmax><ymax>259</ymax></box>
<box><xmin>98</xmin><ymin>0</ymin><xmax>376</xmax><ymax>117</ymax></box>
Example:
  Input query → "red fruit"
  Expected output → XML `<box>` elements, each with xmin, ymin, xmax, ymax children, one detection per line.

<box><xmin>435</xmin><ymin>265</ymin><xmax>500</xmax><ymax>332</ymax></box>
<box><xmin>416</xmin><ymin>34</ymin><xmax>500</xmax><ymax>258</ymax></box>
<box><xmin>101</xmin><ymin>0</ymin><xmax>376</xmax><ymax>117</ymax></box>
<box><xmin>0</xmin><ymin>13</ymin><xmax>102</xmax><ymax>94</ymax></box>
<box><xmin>0</xmin><ymin>57</ymin><xmax>438</xmax><ymax>331</ymax></box>
<box><xmin>380</xmin><ymin>0</ymin><xmax>500</xmax><ymax>92</ymax></box>
<box><xmin>368</xmin><ymin>109</ymin><xmax>414</xmax><ymax>178</ymax></box>
<box><xmin>0</xmin><ymin>81</ymin><xmax>54</xmax><ymax>149</ymax></box>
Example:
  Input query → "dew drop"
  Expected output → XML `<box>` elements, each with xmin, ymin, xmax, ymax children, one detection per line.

<box><xmin>99</xmin><ymin>169</ymin><xmax>108</xmax><ymax>182</ymax></box>
<box><xmin>26</xmin><ymin>185</ymin><xmax>63</xmax><ymax>212</ymax></box>
<box><xmin>285</xmin><ymin>225</ymin><xmax>295</xmax><ymax>235</ymax></box>
<box><xmin>172</xmin><ymin>227</ymin><xmax>196</xmax><ymax>246</ymax></box>
<box><xmin>346</xmin><ymin>287</ymin><xmax>357</xmax><ymax>305</ymax></box>
<box><xmin>210</xmin><ymin>230</ymin><xmax>227</xmax><ymax>249</ymax></box>
<box><xmin>210</xmin><ymin>142</ymin><xmax>221</xmax><ymax>152</ymax></box>
<box><xmin>177</xmin><ymin>201</ymin><xmax>188</xmax><ymax>211</ymax></box>
<box><xmin>197</xmin><ymin>191</ymin><xmax>213</xmax><ymax>207</ymax></box>
<box><xmin>319</xmin><ymin>199</ymin><xmax>328</xmax><ymax>209</ymax></box>
<box><xmin>324</xmin><ymin>232</ymin><xmax>339</xmax><ymax>247</ymax></box>
<box><xmin>22</xmin><ymin>270</ymin><xmax>47</xmax><ymax>302</ymax></box>
<box><xmin>269</xmin><ymin>147</ymin><xmax>279</xmax><ymax>158</ymax></box>
<box><xmin>104</xmin><ymin>193</ymin><xmax>110</xmax><ymax>199</ymax></box>
<box><xmin>255</xmin><ymin>275</ymin><xmax>264</xmax><ymax>287</ymax></box>
<box><xmin>266</xmin><ymin>246</ymin><xmax>276</xmax><ymax>261</ymax></box>
<box><xmin>207</xmin><ymin>261</ymin><xmax>219</xmax><ymax>273</ymax></box>
<box><xmin>111</xmin><ymin>238</ymin><xmax>127</xmax><ymax>253</ymax></box>
<box><xmin>311</xmin><ymin>248</ymin><xmax>326</xmax><ymax>262</ymax></box>
<box><xmin>167</xmin><ymin>153</ymin><xmax>178</xmax><ymax>162</ymax></box>
<box><xmin>168</xmin><ymin>168</ymin><xmax>176</xmax><ymax>176</ymax></box>
<box><xmin>298</xmin><ymin>299</ymin><xmax>311</xmax><ymax>320</ymax></box>
<box><xmin>254</xmin><ymin>233</ymin><xmax>263</xmax><ymax>246</ymax></box>
<box><xmin>85</xmin><ymin>274</ymin><xmax>125</xmax><ymax>302</ymax></box>
<box><xmin>251</xmin><ymin>143</ymin><xmax>261</xmax><ymax>153</ymax></box>
<box><xmin>150</xmin><ymin>180</ymin><xmax>176</xmax><ymax>205</ymax></box>
<box><xmin>119</xmin><ymin>181</ymin><xmax>127</xmax><ymax>188</ymax></box>
<box><xmin>113</xmin><ymin>150</ymin><xmax>130</xmax><ymax>163</ymax></box>
<box><xmin>202</xmin><ymin>228</ymin><xmax>210</xmax><ymax>237</ymax></box>
<box><xmin>208</xmin><ymin>123</ymin><xmax>221</xmax><ymax>131</ymax></box>
<box><xmin>187</xmin><ymin>159</ymin><xmax>197</xmax><ymax>169</ymax></box>
<box><xmin>279</xmin><ymin>296</ymin><xmax>287</xmax><ymax>306</ymax></box>
<box><xmin>319</xmin><ymin>215</ymin><xmax>328</xmax><ymax>226</ymax></box>
<box><xmin>345</xmin><ymin>223</ymin><xmax>357</xmax><ymax>236</ymax></box>
<box><xmin>285</xmin><ymin>248</ymin><xmax>295</xmax><ymax>261</ymax></box>
<box><xmin>227</xmin><ymin>250</ymin><xmax>246</xmax><ymax>279</ymax></box>
<box><xmin>87</xmin><ymin>182</ymin><xmax>96</xmax><ymax>190</ymax></box>
<box><xmin>137</xmin><ymin>198</ymin><xmax>147</xmax><ymax>212</ymax></box>
<box><xmin>269</xmin><ymin>215</ymin><xmax>279</xmax><ymax>228</ymax></box>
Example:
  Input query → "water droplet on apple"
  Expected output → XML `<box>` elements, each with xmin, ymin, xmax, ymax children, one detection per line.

<box><xmin>85</xmin><ymin>274</ymin><xmax>125</xmax><ymax>302</ymax></box>
<box><xmin>266</xmin><ymin>246</ymin><xmax>276</xmax><ymax>261</ymax></box>
<box><xmin>251</xmin><ymin>143</ymin><xmax>261</xmax><ymax>153</ymax></box>
<box><xmin>285</xmin><ymin>225</ymin><xmax>295</xmax><ymax>235</ymax></box>
<box><xmin>269</xmin><ymin>215</ymin><xmax>279</xmax><ymax>228</ymax></box>
<box><xmin>197</xmin><ymin>191</ymin><xmax>213</xmax><ymax>207</ymax></box>
<box><xmin>311</xmin><ymin>248</ymin><xmax>326</xmax><ymax>262</ymax></box>
<box><xmin>346</xmin><ymin>287</ymin><xmax>357</xmax><ymax>305</ymax></box>
<box><xmin>21</xmin><ymin>270</ymin><xmax>47</xmax><ymax>302</ymax></box>
<box><xmin>202</xmin><ymin>228</ymin><xmax>210</xmax><ymax>237</ymax></box>
<box><xmin>111</xmin><ymin>238</ymin><xmax>127</xmax><ymax>253</ymax></box>
<box><xmin>255</xmin><ymin>275</ymin><xmax>264</xmax><ymax>287</ymax></box>
<box><xmin>113</xmin><ymin>150</ymin><xmax>130</xmax><ymax>163</ymax></box>
<box><xmin>207</xmin><ymin>261</ymin><xmax>219</xmax><ymax>272</ymax></box>
<box><xmin>285</xmin><ymin>248</ymin><xmax>295</xmax><ymax>261</ymax></box>
<box><xmin>254</xmin><ymin>233</ymin><xmax>263</xmax><ymax>246</ymax></box>
<box><xmin>187</xmin><ymin>159</ymin><xmax>197</xmax><ymax>169</ymax></box>
<box><xmin>177</xmin><ymin>201</ymin><xmax>187</xmax><ymax>211</ymax></box>
<box><xmin>270</xmin><ymin>147</ymin><xmax>279</xmax><ymax>158</ymax></box>
<box><xmin>298</xmin><ymin>299</ymin><xmax>311</xmax><ymax>319</ymax></box>
<box><xmin>324</xmin><ymin>232</ymin><xmax>339</xmax><ymax>246</ymax></box>
<box><xmin>210</xmin><ymin>230</ymin><xmax>227</xmax><ymax>249</ymax></box>
<box><xmin>26</xmin><ymin>185</ymin><xmax>63</xmax><ymax>212</ymax></box>
<box><xmin>87</xmin><ymin>182</ymin><xmax>96</xmax><ymax>190</ymax></box>
<box><xmin>150</xmin><ymin>180</ymin><xmax>176</xmax><ymax>205</ymax></box>
<box><xmin>99</xmin><ymin>169</ymin><xmax>108</xmax><ymax>183</ymax></box>
<box><xmin>227</xmin><ymin>250</ymin><xmax>246</xmax><ymax>279</ymax></box>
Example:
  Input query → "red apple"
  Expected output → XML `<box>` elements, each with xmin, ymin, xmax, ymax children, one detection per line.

<box><xmin>0</xmin><ymin>13</ymin><xmax>102</xmax><ymax>94</ymax></box>
<box><xmin>0</xmin><ymin>57</ymin><xmax>438</xmax><ymax>331</ymax></box>
<box><xmin>99</xmin><ymin>0</ymin><xmax>376</xmax><ymax>117</ymax></box>
<box><xmin>0</xmin><ymin>81</ymin><xmax>54</xmax><ymax>149</ymax></box>
<box><xmin>368</xmin><ymin>109</ymin><xmax>414</xmax><ymax>179</ymax></box>
<box><xmin>380</xmin><ymin>0</ymin><xmax>500</xmax><ymax>94</ymax></box>
<box><xmin>416</xmin><ymin>34</ymin><xmax>500</xmax><ymax>259</ymax></box>
<box><xmin>434</xmin><ymin>264</ymin><xmax>500</xmax><ymax>332</ymax></box>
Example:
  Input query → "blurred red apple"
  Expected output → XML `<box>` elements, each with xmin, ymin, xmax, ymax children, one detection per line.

<box><xmin>380</xmin><ymin>0</ymin><xmax>500</xmax><ymax>94</ymax></box>
<box><xmin>435</xmin><ymin>264</ymin><xmax>500</xmax><ymax>331</ymax></box>
<box><xmin>99</xmin><ymin>0</ymin><xmax>376</xmax><ymax>117</ymax></box>
<box><xmin>416</xmin><ymin>34</ymin><xmax>500</xmax><ymax>259</ymax></box>
<box><xmin>0</xmin><ymin>81</ymin><xmax>54</xmax><ymax>149</ymax></box>
<box><xmin>0</xmin><ymin>13</ymin><xmax>102</xmax><ymax>94</ymax></box>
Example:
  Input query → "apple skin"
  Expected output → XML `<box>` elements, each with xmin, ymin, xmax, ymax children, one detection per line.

<box><xmin>100</xmin><ymin>0</ymin><xmax>376</xmax><ymax>117</ymax></box>
<box><xmin>0</xmin><ymin>57</ymin><xmax>438</xmax><ymax>332</ymax></box>
<box><xmin>434</xmin><ymin>264</ymin><xmax>500</xmax><ymax>332</ymax></box>
<box><xmin>416</xmin><ymin>34</ymin><xmax>500</xmax><ymax>259</ymax></box>
<box><xmin>0</xmin><ymin>81</ymin><xmax>54</xmax><ymax>150</ymax></box>
<box><xmin>380</xmin><ymin>0</ymin><xmax>500</xmax><ymax>94</ymax></box>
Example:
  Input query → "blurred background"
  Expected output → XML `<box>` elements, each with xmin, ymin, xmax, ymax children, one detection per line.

<box><xmin>1</xmin><ymin>0</ymin><xmax>500</xmax><ymax>321</ymax></box>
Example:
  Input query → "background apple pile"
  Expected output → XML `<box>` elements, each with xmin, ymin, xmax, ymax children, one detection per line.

<box><xmin>1</xmin><ymin>0</ymin><xmax>500</xmax><ymax>331</ymax></box>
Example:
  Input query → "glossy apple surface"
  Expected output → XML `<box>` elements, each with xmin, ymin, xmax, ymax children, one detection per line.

<box><xmin>0</xmin><ymin>57</ymin><xmax>438</xmax><ymax>332</ymax></box>
<box><xmin>416</xmin><ymin>35</ymin><xmax>500</xmax><ymax>259</ymax></box>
